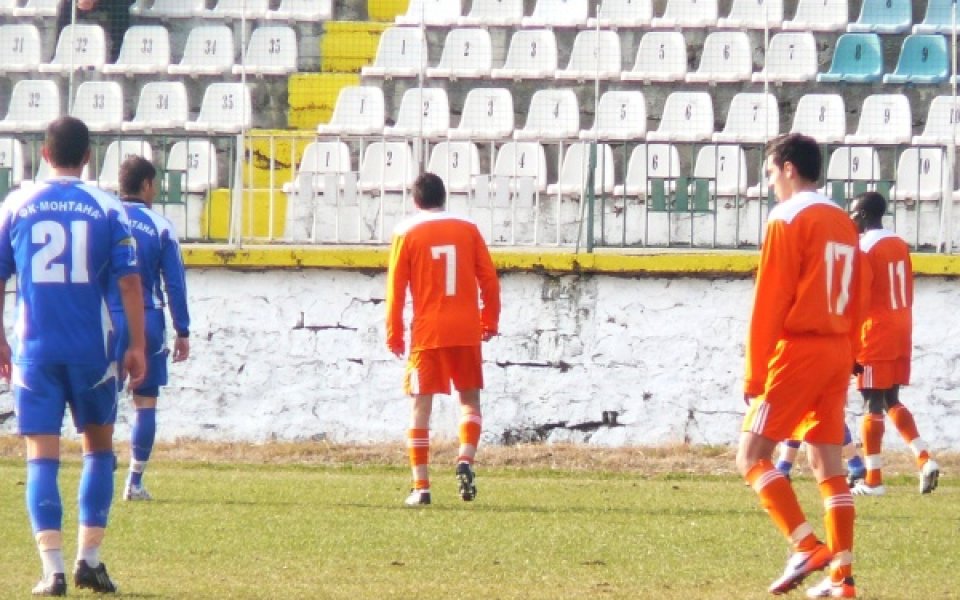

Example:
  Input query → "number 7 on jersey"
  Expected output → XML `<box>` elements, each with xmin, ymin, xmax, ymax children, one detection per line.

<box><xmin>431</xmin><ymin>244</ymin><xmax>456</xmax><ymax>296</ymax></box>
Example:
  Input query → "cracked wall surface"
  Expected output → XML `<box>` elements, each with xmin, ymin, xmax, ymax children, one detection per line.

<box><xmin>2</xmin><ymin>269</ymin><xmax>958</xmax><ymax>450</ymax></box>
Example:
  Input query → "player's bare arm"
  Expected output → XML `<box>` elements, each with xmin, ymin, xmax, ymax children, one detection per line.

<box><xmin>118</xmin><ymin>273</ymin><xmax>147</xmax><ymax>388</ymax></box>
<box><xmin>0</xmin><ymin>278</ymin><xmax>9</xmax><ymax>382</ymax></box>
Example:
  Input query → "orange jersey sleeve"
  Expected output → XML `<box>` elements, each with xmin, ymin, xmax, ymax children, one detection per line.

<box><xmin>857</xmin><ymin>230</ymin><xmax>913</xmax><ymax>362</ymax></box>
<box><xmin>744</xmin><ymin>192</ymin><xmax>861</xmax><ymax>396</ymax></box>
<box><xmin>385</xmin><ymin>211</ymin><xmax>501</xmax><ymax>353</ymax></box>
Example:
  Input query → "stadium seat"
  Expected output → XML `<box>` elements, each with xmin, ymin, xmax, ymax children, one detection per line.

<box><xmin>912</xmin><ymin>96</ymin><xmax>960</xmax><ymax>145</ymax></box>
<box><xmin>198</xmin><ymin>0</ymin><xmax>269</xmax><ymax>20</ymax></box>
<box><xmin>717</xmin><ymin>0</ymin><xmax>783</xmax><ymax>29</ymax></box>
<box><xmin>522</xmin><ymin>0</ymin><xmax>589</xmax><ymax>27</ymax></box>
<box><xmin>427</xmin><ymin>141</ymin><xmax>482</xmax><ymax>194</ymax></box>
<box><xmin>447</xmin><ymin>87</ymin><xmax>514</xmax><ymax>141</ymax></box>
<box><xmin>357</xmin><ymin>141</ymin><xmax>417</xmax><ymax>193</ymax></box>
<box><xmin>458</xmin><ymin>0</ymin><xmax>523</xmax><ymax>26</ymax></box>
<box><xmin>588</xmin><ymin>0</ymin><xmax>653</xmax><ymax>27</ymax></box>
<box><xmin>0</xmin><ymin>0</ymin><xmax>17</xmax><ymax>16</ymax></box>
<box><xmin>130</xmin><ymin>0</ymin><xmax>205</xmax><ymax>19</ymax></box>
<box><xmin>395</xmin><ymin>0</ymin><xmax>462</xmax><ymax>25</ymax></box>
<box><xmin>91</xmin><ymin>139</ymin><xmax>153</xmax><ymax>192</ymax></box>
<box><xmin>514</xmin><ymin>88</ymin><xmax>579</xmax><ymax>141</ymax></box>
<box><xmin>361</xmin><ymin>27</ymin><xmax>427</xmax><ymax>79</ymax></box>
<box><xmin>782</xmin><ymin>0</ymin><xmax>849</xmax><ymax>31</ymax></box>
<box><xmin>492</xmin><ymin>141</ymin><xmax>548</xmax><ymax>192</ymax></box>
<box><xmin>0</xmin><ymin>24</ymin><xmax>43</xmax><ymax>74</ymax></box>
<box><xmin>555</xmin><ymin>30</ymin><xmax>621</xmax><ymax>81</ymax></box>
<box><xmin>265</xmin><ymin>0</ymin><xmax>333</xmax><ymax>22</ymax></box>
<box><xmin>70</xmin><ymin>81</ymin><xmax>124</xmax><ymax>132</ymax></box>
<box><xmin>883</xmin><ymin>34</ymin><xmax>949</xmax><ymax>84</ymax></box>
<box><xmin>751</xmin><ymin>32</ymin><xmax>818</xmax><ymax>84</ymax></box>
<box><xmin>579</xmin><ymin>90</ymin><xmax>646</xmax><ymax>141</ymax></box>
<box><xmin>283</xmin><ymin>141</ymin><xmax>352</xmax><ymax>195</ymax></box>
<box><xmin>232</xmin><ymin>26</ymin><xmax>298</xmax><ymax>77</ymax></box>
<box><xmin>184</xmin><ymin>83</ymin><xmax>252</xmax><ymax>133</ymax></box>
<box><xmin>316</xmin><ymin>85</ymin><xmax>385</xmax><ymax>137</ymax></box>
<box><xmin>686</xmin><ymin>31</ymin><xmax>753</xmax><ymax>83</ymax></box>
<box><xmin>122</xmin><ymin>81</ymin><xmax>189</xmax><ymax>132</ymax></box>
<box><xmin>817</xmin><ymin>33</ymin><xmax>883</xmax><ymax>83</ymax></box>
<box><xmin>713</xmin><ymin>92</ymin><xmax>779</xmax><ymax>144</ymax></box>
<box><xmin>547</xmin><ymin>142</ymin><xmax>616</xmax><ymax>195</ymax></box>
<box><xmin>0</xmin><ymin>138</ymin><xmax>25</xmax><ymax>190</ymax></box>
<box><xmin>692</xmin><ymin>145</ymin><xmax>748</xmax><ymax>197</ymax></box>
<box><xmin>621</xmin><ymin>31</ymin><xmax>687</xmax><ymax>83</ymax></box>
<box><xmin>26</xmin><ymin>156</ymin><xmax>91</xmax><ymax>187</ymax></box>
<box><xmin>282</xmin><ymin>140</ymin><xmax>353</xmax><ymax>242</ymax></box>
<box><xmin>847</xmin><ymin>0</ymin><xmax>911</xmax><ymax>33</ymax></box>
<box><xmin>0</xmin><ymin>80</ymin><xmax>61</xmax><ymax>133</ymax></box>
<box><xmin>491</xmin><ymin>29</ymin><xmax>558</xmax><ymax>80</ymax></box>
<box><xmin>163</xmin><ymin>139</ymin><xmax>218</xmax><ymax>240</ymax></box>
<box><xmin>101</xmin><ymin>25</ymin><xmax>171</xmax><ymax>76</ymax></box>
<box><xmin>845</xmin><ymin>94</ymin><xmax>912</xmax><ymax>144</ymax></box>
<box><xmin>613</xmin><ymin>143</ymin><xmax>682</xmax><ymax>198</ymax></box>
<box><xmin>168</xmin><ymin>25</ymin><xmax>235</xmax><ymax>76</ymax></box>
<box><xmin>383</xmin><ymin>87</ymin><xmax>450</xmax><ymax>139</ymax></box>
<box><xmin>646</xmin><ymin>92</ymin><xmax>714</xmax><ymax>142</ymax></box>
<box><xmin>426</xmin><ymin>28</ymin><xmax>492</xmax><ymax>80</ymax></box>
<box><xmin>650</xmin><ymin>0</ymin><xmax>718</xmax><ymax>28</ymax></box>
<box><xmin>822</xmin><ymin>146</ymin><xmax>884</xmax><ymax>203</ymax></box>
<box><xmin>38</xmin><ymin>24</ymin><xmax>106</xmax><ymax>74</ymax></box>
<box><xmin>913</xmin><ymin>0</ymin><xmax>957</xmax><ymax>33</ymax></box>
<box><xmin>890</xmin><ymin>147</ymin><xmax>946</xmax><ymax>201</ymax></box>
<box><xmin>12</xmin><ymin>0</ymin><xmax>58</xmax><ymax>17</ymax></box>
<box><xmin>789</xmin><ymin>94</ymin><xmax>846</xmax><ymax>143</ymax></box>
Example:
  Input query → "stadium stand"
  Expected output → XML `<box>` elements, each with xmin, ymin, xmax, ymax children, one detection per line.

<box><xmin>514</xmin><ymin>89</ymin><xmax>580</xmax><ymax>141</ymax></box>
<box><xmin>650</xmin><ymin>0</ymin><xmax>718</xmax><ymax>28</ymax></box>
<box><xmin>556</xmin><ymin>30</ymin><xmax>622</xmax><ymax>81</ymax></box>
<box><xmin>547</xmin><ymin>142</ymin><xmax>616</xmax><ymax>195</ymax></box>
<box><xmin>822</xmin><ymin>146</ymin><xmax>885</xmax><ymax>203</ymax></box>
<box><xmin>491</xmin><ymin>28</ymin><xmax>558</xmax><ymax>80</ymax></box>
<box><xmin>713</xmin><ymin>92</ymin><xmax>779</xmax><ymax>144</ymax></box>
<box><xmin>817</xmin><ymin>33</ymin><xmax>884</xmax><ymax>83</ymax></box>
<box><xmin>522</xmin><ymin>0</ymin><xmax>589</xmax><ymax>27</ymax></box>
<box><xmin>232</xmin><ymin>26</ymin><xmax>299</xmax><ymax>77</ymax></box>
<box><xmin>458</xmin><ymin>0</ymin><xmax>524</xmax><ymax>26</ymax></box>
<box><xmin>197</xmin><ymin>0</ymin><xmax>270</xmax><ymax>20</ymax></box>
<box><xmin>168</xmin><ymin>25</ymin><xmax>235</xmax><ymax>76</ymax></box>
<box><xmin>750</xmin><ymin>32</ymin><xmax>819</xmax><ymax>84</ymax></box>
<box><xmin>427</xmin><ymin>141</ymin><xmax>482</xmax><ymax>194</ymax></box>
<box><xmin>579</xmin><ymin>90</ymin><xmax>647</xmax><ymax>141</ymax></box>
<box><xmin>361</xmin><ymin>26</ymin><xmax>427</xmax><ymax>78</ymax></box>
<box><xmin>122</xmin><ymin>81</ymin><xmax>190</xmax><ymax>132</ymax></box>
<box><xmin>614</xmin><ymin>143</ymin><xmax>682</xmax><ymax>199</ymax></box>
<box><xmin>0</xmin><ymin>80</ymin><xmax>61</xmax><ymax>133</ymax></box>
<box><xmin>395</xmin><ymin>0</ymin><xmax>463</xmax><ymax>26</ymax></box>
<box><xmin>891</xmin><ymin>147</ymin><xmax>947</xmax><ymax>201</ymax></box>
<box><xmin>163</xmin><ymin>139</ymin><xmax>219</xmax><ymax>240</ymax></box>
<box><xmin>782</xmin><ymin>0</ymin><xmax>849</xmax><ymax>31</ymax></box>
<box><xmin>0</xmin><ymin>24</ymin><xmax>43</xmax><ymax>74</ymax></box>
<box><xmin>282</xmin><ymin>140</ymin><xmax>353</xmax><ymax>242</ymax></box>
<box><xmin>316</xmin><ymin>85</ymin><xmax>385</xmax><ymax>136</ymax></box>
<box><xmin>717</xmin><ymin>0</ymin><xmax>783</xmax><ymax>29</ymax></box>
<box><xmin>101</xmin><ymin>25</ymin><xmax>171</xmax><ymax>75</ymax></box>
<box><xmin>38</xmin><ymin>24</ymin><xmax>106</xmax><ymax>74</ymax></box>
<box><xmin>491</xmin><ymin>141</ymin><xmax>549</xmax><ymax>192</ymax></box>
<box><xmin>845</xmin><ymin>94</ymin><xmax>913</xmax><ymax>144</ymax></box>
<box><xmin>70</xmin><ymin>81</ymin><xmax>125</xmax><ymax>132</ymax></box>
<box><xmin>12</xmin><ymin>0</ymin><xmax>58</xmax><ymax>18</ymax></box>
<box><xmin>446</xmin><ymin>87</ymin><xmax>515</xmax><ymax>141</ymax></box>
<box><xmin>847</xmin><ymin>0</ymin><xmax>912</xmax><ymax>33</ymax></box>
<box><xmin>0</xmin><ymin>0</ymin><xmax>17</xmax><ymax>16</ymax></box>
<box><xmin>383</xmin><ymin>87</ymin><xmax>450</xmax><ymax>139</ymax></box>
<box><xmin>913</xmin><ymin>96</ymin><xmax>960</xmax><ymax>145</ymax></box>
<box><xmin>621</xmin><ymin>31</ymin><xmax>687</xmax><ymax>82</ymax></box>
<box><xmin>0</xmin><ymin>138</ymin><xmax>25</xmax><ymax>192</ymax></box>
<box><xmin>883</xmin><ymin>34</ymin><xmax>949</xmax><ymax>84</ymax></box>
<box><xmin>693</xmin><ymin>145</ymin><xmax>749</xmax><ymax>197</ymax></box>
<box><xmin>587</xmin><ymin>0</ymin><xmax>653</xmax><ymax>28</ymax></box>
<box><xmin>646</xmin><ymin>92</ymin><xmax>714</xmax><ymax>142</ymax></box>
<box><xmin>356</xmin><ymin>141</ymin><xmax>417</xmax><ymax>194</ymax></box>
<box><xmin>184</xmin><ymin>83</ymin><xmax>252</xmax><ymax>133</ymax></box>
<box><xmin>685</xmin><ymin>31</ymin><xmax>753</xmax><ymax>83</ymax></box>
<box><xmin>913</xmin><ymin>0</ymin><xmax>958</xmax><ymax>33</ymax></box>
<box><xmin>789</xmin><ymin>93</ymin><xmax>847</xmax><ymax>143</ymax></box>
<box><xmin>426</xmin><ymin>28</ymin><xmax>493</xmax><ymax>80</ymax></box>
<box><xmin>130</xmin><ymin>0</ymin><xmax>204</xmax><ymax>20</ymax></box>
<box><xmin>90</xmin><ymin>139</ymin><xmax>154</xmax><ymax>192</ymax></box>
<box><xmin>264</xmin><ymin>0</ymin><xmax>333</xmax><ymax>22</ymax></box>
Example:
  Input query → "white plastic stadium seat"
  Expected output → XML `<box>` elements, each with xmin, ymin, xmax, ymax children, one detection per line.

<box><xmin>751</xmin><ymin>32</ymin><xmax>818</xmax><ymax>84</ymax></box>
<box><xmin>651</xmin><ymin>0</ymin><xmax>718</xmax><ymax>28</ymax></box>
<box><xmin>845</xmin><ymin>94</ymin><xmax>912</xmax><ymax>145</ymax></box>
<box><xmin>168</xmin><ymin>139</ymin><xmax>218</xmax><ymax>193</ymax></box>
<box><xmin>426</xmin><ymin>28</ymin><xmax>492</xmax><ymax>80</ymax></box>
<box><xmin>521</xmin><ymin>0</ymin><xmax>589</xmax><ymax>27</ymax></box>
<box><xmin>514</xmin><ymin>89</ymin><xmax>580</xmax><ymax>141</ymax></box>
<box><xmin>233</xmin><ymin>26</ymin><xmax>298</xmax><ymax>77</ymax></box>
<box><xmin>361</xmin><ymin>27</ymin><xmax>427</xmax><ymax>79</ymax></box>
<box><xmin>447</xmin><ymin>87</ymin><xmax>514</xmax><ymax>141</ymax></box>
<box><xmin>38</xmin><ymin>24</ymin><xmax>106</xmax><ymax>74</ymax></box>
<box><xmin>579</xmin><ymin>90</ymin><xmax>647</xmax><ymax>141</ymax></box>
<box><xmin>783</xmin><ymin>0</ymin><xmax>849</xmax><ymax>31</ymax></box>
<box><xmin>197</xmin><ymin>0</ymin><xmax>269</xmax><ymax>20</ymax></box>
<box><xmin>492</xmin><ymin>142</ymin><xmax>549</xmax><ymax>192</ymax></box>
<box><xmin>621</xmin><ymin>32</ymin><xmax>687</xmax><ymax>83</ymax></box>
<box><xmin>790</xmin><ymin>94</ymin><xmax>846</xmax><ymax>143</ymax></box>
<box><xmin>0</xmin><ymin>0</ymin><xmax>16</xmax><ymax>15</ymax></box>
<box><xmin>12</xmin><ymin>0</ymin><xmax>58</xmax><ymax>17</ymax></box>
<box><xmin>587</xmin><ymin>0</ymin><xmax>653</xmax><ymax>28</ymax></box>
<box><xmin>70</xmin><ymin>81</ymin><xmax>124</xmax><ymax>132</ymax></box>
<box><xmin>383</xmin><ymin>87</ymin><xmax>450</xmax><ymax>139</ymax></box>
<box><xmin>184</xmin><ymin>83</ymin><xmax>252</xmax><ymax>133</ymax></box>
<box><xmin>555</xmin><ymin>30</ymin><xmax>622</xmax><ymax>81</ymax></box>
<box><xmin>547</xmin><ymin>142</ymin><xmax>616</xmax><ymax>195</ymax></box>
<box><xmin>395</xmin><ymin>0</ymin><xmax>462</xmax><ymax>26</ymax></box>
<box><xmin>357</xmin><ymin>141</ymin><xmax>417</xmax><ymax>193</ymax></box>
<box><xmin>823</xmin><ymin>146</ymin><xmax>883</xmax><ymax>196</ymax></box>
<box><xmin>131</xmin><ymin>0</ymin><xmax>205</xmax><ymax>19</ymax></box>
<box><xmin>686</xmin><ymin>31</ymin><xmax>753</xmax><ymax>83</ymax></box>
<box><xmin>0</xmin><ymin>80</ymin><xmax>61</xmax><ymax>133</ymax></box>
<box><xmin>282</xmin><ymin>141</ymin><xmax>352</xmax><ymax>195</ymax></box>
<box><xmin>890</xmin><ymin>147</ymin><xmax>946</xmax><ymax>201</ymax></box>
<box><xmin>0</xmin><ymin>138</ymin><xmax>25</xmax><ymax>187</ymax></box>
<box><xmin>123</xmin><ymin>81</ymin><xmax>189</xmax><ymax>132</ymax></box>
<box><xmin>490</xmin><ymin>29</ymin><xmax>558</xmax><ymax>80</ymax></box>
<box><xmin>646</xmin><ymin>92</ymin><xmax>714</xmax><ymax>142</ymax></box>
<box><xmin>91</xmin><ymin>140</ymin><xmax>153</xmax><ymax>192</ymax></box>
<box><xmin>0</xmin><ymin>25</ymin><xmax>42</xmax><ymax>74</ymax></box>
<box><xmin>427</xmin><ymin>142</ymin><xmax>482</xmax><ymax>194</ymax></box>
<box><xmin>913</xmin><ymin>96</ymin><xmax>960</xmax><ymax>145</ymax></box>
<box><xmin>458</xmin><ymin>0</ymin><xmax>523</xmax><ymax>26</ymax></box>
<box><xmin>316</xmin><ymin>86</ymin><xmax>385</xmax><ymax>137</ymax></box>
<box><xmin>265</xmin><ymin>0</ymin><xmax>332</xmax><ymax>21</ymax></box>
<box><xmin>283</xmin><ymin>141</ymin><xmax>353</xmax><ymax>242</ymax></box>
<box><xmin>168</xmin><ymin>25</ymin><xmax>235</xmax><ymax>76</ymax></box>
<box><xmin>614</xmin><ymin>143</ymin><xmax>682</xmax><ymax>198</ymax></box>
<box><xmin>717</xmin><ymin>0</ymin><xmax>783</xmax><ymax>28</ymax></box>
<box><xmin>713</xmin><ymin>92</ymin><xmax>779</xmax><ymax>144</ymax></box>
<box><xmin>693</xmin><ymin>145</ymin><xmax>748</xmax><ymax>196</ymax></box>
<box><xmin>102</xmin><ymin>25</ymin><xmax>171</xmax><ymax>75</ymax></box>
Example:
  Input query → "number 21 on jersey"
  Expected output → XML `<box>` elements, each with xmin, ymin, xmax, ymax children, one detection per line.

<box><xmin>824</xmin><ymin>241</ymin><xmax>854</xmax><ymax>315</ymax></box>
<box><xmin>31</xmin><ymin>220</ymin><xmax>90</xmax><ymax>284</ymax></box>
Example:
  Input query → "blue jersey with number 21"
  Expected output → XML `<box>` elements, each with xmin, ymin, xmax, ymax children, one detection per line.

<box><xmin>0</xmin><ymin>177</ymin><xmax>139</xmax><ymax>365</ymax></box>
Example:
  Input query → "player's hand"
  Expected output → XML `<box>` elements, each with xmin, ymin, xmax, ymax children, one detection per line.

<box><xmin>388</xmin><ymin>341</ymin><xmax>404</xmax><ymax>358</ymax></box>
<box><xmin>482</xmin><ymin>329</ymin><xmax>497</xmax><ymax>342</ymax></box>
<box><xmin>124</xmin><ymin>347</ymin><xmax>146</xmax><ymax>389</ymax></box>
<box><xmin>0</xmin><ymin>338</ymin><xmax>11</xmax><ymax>383</ymax></box>
<box><xmin>77</xmin><ymin>0</ymin><xmax>97</xmax><ymax>10</ymax></box>
<box><xmin>852</xmin><ymin>362</ymin><xmax>864</xmax><ymax>376</ymax></box>
<box><xmin>172</xmin><ymin>337</ymin><xmax>190</xmax><ymax>362</ymax></box>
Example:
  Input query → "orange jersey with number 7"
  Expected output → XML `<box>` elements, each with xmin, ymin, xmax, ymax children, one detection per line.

<box><xmin>744</xmin><ymin>192</ymin><xmax>862</xmax><ymax>397</ymax></box>
<box><xmin>386</xmin><ymin>211</ymin><xmax>500</xmax><ymax>353</ymax></box>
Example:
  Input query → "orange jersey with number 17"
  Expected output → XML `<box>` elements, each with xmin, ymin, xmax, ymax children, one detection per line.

<box><xmin>744</xmin><ymin>192</ymin><xmax>862</xmax><ymax>397</ymax></box>
<box><xmin>386</xmin><ymin>211</ymin><xmax>500</xmax><ymax>353</ymax></box>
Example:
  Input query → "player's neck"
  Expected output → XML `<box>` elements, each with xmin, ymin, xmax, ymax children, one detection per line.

<box><xmin>49</xmin><ymin>167</ymin><xmax>85</xmax><ymax>179</ymax></box>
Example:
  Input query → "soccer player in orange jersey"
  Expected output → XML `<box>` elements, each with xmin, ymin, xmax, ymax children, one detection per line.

<box><xmin>737</xmin><ymin>134</ymin><xmax>859</xmax><ymax>599</ymax></box>
<box><xmin>848</xmin><ymin>191</ymin><xmax>939</xmax><ymax>497</ymax></box>
<box><xmin>385</xmin><ymin>172</ymin><xmax>501</xmax><ymax>507</ymax></box>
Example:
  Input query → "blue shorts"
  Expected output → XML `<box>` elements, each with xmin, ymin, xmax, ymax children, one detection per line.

<box><xmin>114</xmin><ymin>308</ymin><xmax>169</xmax><ymax>398</ymax></box>
<box><xmin>14</xmin><ymin>362</ymin><xmax>119</xmax><ymax>435</ymax></box>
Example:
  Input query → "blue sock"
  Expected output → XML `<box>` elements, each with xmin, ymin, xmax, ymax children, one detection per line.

<box><xmin>775</xmin><ymin>459</ymin><xmax>793</xmax><ymax>476</ymax></box>
<box><xmin>78</xmin><ymin>452</ymin><xmax>115</xmax><ymax>528</ymax></box>
<box><xmin>26</xmin><ymin>458</ymin><xmax>62</xmax><ymax>533</ymax></box>
<box><xmin>843</xmin><ymin>424</ymin><xmax>854</xmax><ymax>446</ymax></box>
<box><xmin>847</xmin><ymin>455</ymin><xmax>865</xmax><ymax>475</ymax></box>
<box><xmin>129</xmin><ymin>408</ymin><xmax>156</xmax><ymax>487</ymax></box>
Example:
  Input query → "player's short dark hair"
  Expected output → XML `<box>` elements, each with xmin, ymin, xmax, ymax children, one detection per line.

<box><xmin>414</xmin><ymin>172</ymin><xmax>446</xmax><ymax>209</ymax></box>
<box><xmin>765</xmin><ymin>133</ymin><xmax>821</xmax><ymax>183</ymax></box>
<box><xmin>119</xmin><ymin>155</ymin><xmax>157</xmax><ymax>197</ymax></box>
<box><xmin>44</xmin><ymin>116</ymin><xmax>90</xmax><ymax>168</ymax></box>
<box><xmin>853</xmin><ymin>191</ymin><xmax>887</xmax><ymax>220</ymax></box>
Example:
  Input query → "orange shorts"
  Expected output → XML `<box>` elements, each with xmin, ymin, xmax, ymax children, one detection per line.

<box><xmin>856</xmin><ymin>357</ymin><xmax>910</xmax><ymax>390</ymax></box>
<box><xmin>742</xmin><ymin>335</ymin><xmax>851</xmax><ymax>445</ymax></box>
<box><xmin>404</xmin><ymin>345</ymin><xmax>484</xmax><ymax>396</ymax></box>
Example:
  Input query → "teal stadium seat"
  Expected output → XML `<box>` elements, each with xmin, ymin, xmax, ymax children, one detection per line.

<box><xmin>817</xmin><ymin>33</ymin><xmax>883</xmax><ymax>83</ymax></box>
<box><xmin>847</xmin><ymin>0</ymin><xmax>911</xmax><ymax>33</ymax></box>
<box><xmin>913</xmin><ymin>0</ymin><xmax>958</xmax><ymax>33</ymax></box>
<box><xmin>883</xmin><ymin>34</ymin><xmax>949</xmax><ymax>84</ymax></box>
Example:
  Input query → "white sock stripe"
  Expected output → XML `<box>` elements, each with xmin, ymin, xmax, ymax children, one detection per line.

<box><xmin>824</xmin><ymin>494</ymin><xmax>855</xmax><ymax>509</ymax></box>
<box><xmin>789</xmin><ymin>522</ymin><xmax>814</xmax><ymax>544</ymax></box>
<box><xmin>462</xmin><ymin>414</ymin><xmax>483</xmax><ymax>426</ymax></box>
<box><xmin>407</xmin><ymin>439</ymin><xmax>430</xmax><ymax>448</ymax></box>
<box><xmin>752</xmin><ymin>468</ymin><xmax>786</xmax><ymax>492</ymax></box>
<box><xmin>910</xmin><ymin>439</ymin><xmax>929</xmax><ymax>455</ymax></box>
<box><xmin>831</xmin><ymin>551</ymin><xmax>853</xmax><ymax>568</ymax></box>
<box><xmin>863</xmin><ymin>365</ymin><xmax>873</xmax><ymax>388</ymax></box>
<box><xmin>864</xmin><ymin>455</ymin><xmax>883</xmax><ymax>470</ymax></box>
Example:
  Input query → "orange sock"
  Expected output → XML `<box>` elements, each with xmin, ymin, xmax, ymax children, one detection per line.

<box><xmin>820</xmin><ymin>476</ymin><xmax>855</xmax><ymax>580</ymax></box>
<box><xmin>746</xmin><ymin>459</ymin><xmax>818</xmax><ymax>552</ymax></box>
<box><xmin>887</xmin><ymin>405</ymin><xmax>930</xmax><ymax>468</ymax></box>
<box><xmin>457</xmin><ymin>414</ymin><xmax>482</xmax><ymax>464</ymax></box>
<box><xmin>861</xmin><ymin>413</ymin><xmax>885</xmax><ymax>486</ymax></box>
<box><xmin>407</xmin><ymin>428</ymin><xmax>430</xmax><ymax>489</ymax></box>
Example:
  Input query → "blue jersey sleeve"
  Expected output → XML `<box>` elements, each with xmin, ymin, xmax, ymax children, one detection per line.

<box><xmin>159</xmin><ymin>229</ymin><xmax>190</xmax><ymax>336</ymax></box>
<box><xmin>0</xmin><ymin>199</ymin><xmax>16</xmax><ymax>280</ymax></box>
<box><xmin>109</xmin><ymin>204</ymin><xmax>139</xmax><ymax>279</ymax></box>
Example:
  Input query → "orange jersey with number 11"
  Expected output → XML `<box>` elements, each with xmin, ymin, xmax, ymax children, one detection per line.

<box><xmin>857</xmin><ymin>229</ymin><xmax>913</xmax><ymax>362</ymax></box>
<box><xmin>386</xmin><ymin>211</ymin><xmax>500</xmax><ymax>353</ymax></box>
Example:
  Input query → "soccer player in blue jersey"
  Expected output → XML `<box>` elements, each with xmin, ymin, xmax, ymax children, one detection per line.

<box><xmin>0</xmin><ymin>116</ymin><xmax>146</xmax><ymax>596</ymax></box>
<box><xmin>108</xmin><ymin>155</ymin><xmax>191</xmax><ymax>502</ymax></box>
